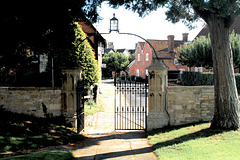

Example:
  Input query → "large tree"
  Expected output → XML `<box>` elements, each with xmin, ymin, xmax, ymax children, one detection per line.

<box><xmin>178</xmin><ymin>32</ymin><xmax>240</xmax><ymax>70</ymax></box>
<box><xmin>102</xmin><ymin>52</ymin><xmax>129</xmax><ymax>77</ymax></box>
<box><xmin>98</xmin><ymin>0</ymin><xmax>240</xmax><ymax>130</ymax></box>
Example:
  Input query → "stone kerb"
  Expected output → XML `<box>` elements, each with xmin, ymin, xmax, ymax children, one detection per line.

<box><xmin>146</xmin><ymin>60</ymin><xmax>169</xmax><ymax>131</ymax></box>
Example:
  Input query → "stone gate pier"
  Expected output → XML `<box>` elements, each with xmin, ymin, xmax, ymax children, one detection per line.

<box><xmin>146</xmin><ymin>60</ymin><xmax>215</xmax><ymax>131</ymax></box>
<box><xmin>146</xmin><ymin>60</ymin><xmax>170</xmax><ymax>131</ymax></box>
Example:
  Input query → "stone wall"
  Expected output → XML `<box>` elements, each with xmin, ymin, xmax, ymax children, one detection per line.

<box><xmin>0</xmin><ymin>87</ymin><xmax>62</xmax><ymax>117</ymax></box>
<box><xmin>167</xmin><ymin>86</ymin><xmax>215</xmax><ymax>126</ymax></box>
<box><xmin>146</xmin><ymin>59</ymin><xmax>216</xmax><ymax>131</ymax></box>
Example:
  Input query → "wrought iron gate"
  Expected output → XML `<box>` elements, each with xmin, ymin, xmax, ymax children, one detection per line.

<box><xmin>114</xmin><ymin>74</ymin><xmax>148</xmax><ymax>130</ymax></box>
<box><xmin>76</xmin><ymin>79</ymin><xmax>85</xmax><ymax>133</ymax></box>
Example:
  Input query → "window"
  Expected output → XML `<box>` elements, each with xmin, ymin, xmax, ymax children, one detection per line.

<box><xmin>194</xmin><ymin>67</ymin><xmax>203</xmax><ymax>72</ymax></box>
<box><xmin>146</xmin><ymin>53</ymin><xmax>149</xmax><ymax>61</ymax></box>
<box><xmin>146</xmin><ymin>69</ymin><xmax>148</xmax><ymax>76</ymax></box>
<box><xmin>138</xmin><ymin>54</ymin><xmax>140</xmax><ymax>61</ymax></box>
<box><xmin>174</xmin><ymin>59</ymin><xmax>178</xmax><ymax>65</ymax></box>
<box><xmin>136</xmin><ymin>69</ymin><xmax>139</xmax><ymax>76</ymax></box>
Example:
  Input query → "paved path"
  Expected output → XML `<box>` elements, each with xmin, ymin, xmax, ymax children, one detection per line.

<box><xmin>84</xmin><ymin>79</ymin><xmax>115</xmax><ymax>134</ymax></box>
<box><xmin>73</xmin><ymin>131</ymin><xmax>157</xmax><ymax>160</ymax></box>
<box><xmin>75</xmin><ymin>79</ymin><xmax>157</xmax><ymax>160</ymax></box>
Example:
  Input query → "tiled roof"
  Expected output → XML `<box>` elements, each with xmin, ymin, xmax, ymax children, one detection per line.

<box><xmin>147</xmin><ymin>40</ymin><xmax>184</xmax><ymax>53</ymax></box>
<box><xmin>139</xmin><ymin>42</ymin><xmax>145</xmax><ymax>50</ymax></box>
<box><xmin>128</xmin><ymin>49</ymin><xmax>136</xmax><ymax>54</ymax></box>
<box><xmin>116</xmin><ymin>49</ymin><xmax>125</xmax><ymax>53</ymax></box>
<box><xmin>104</xmin><ymin>48</ymin><xmax>115</xmax><ymax>54</ymax></box>
<box><xmin>164</xmin><ymin>60</ymin><xmax>178</xmax><ymax>70</ymax></box>
<box><xmin>195</xmin><ymin>15</ymin><xmax>240</xmax><ymax>38</ymax></box>
<box><xmin>148</xmin><ymin>40</ymin><xmax>168</xmax><ymax>52</ymax></box>
<box><xmin>78</xmin><ymin>19</ymin><xmax>106</xmax><ymax>48</ymax></box>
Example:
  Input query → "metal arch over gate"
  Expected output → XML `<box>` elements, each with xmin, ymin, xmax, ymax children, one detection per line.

<box><xmin>114</xmin><ymin>74</ymin><xmax>148</xmax><ymax>130</ymax></box>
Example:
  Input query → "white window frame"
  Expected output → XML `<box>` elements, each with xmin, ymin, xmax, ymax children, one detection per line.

<box><xmin>174</xmin><ymin>59</ymin><xmax>179</xmax><ymax>65</ymax></box>
<box><xmin>146</xmin><ymin>53</ymin><xmax>149</xmax><ymax>61</ymax></box>
<box><xmin>136</xmin><ymin>69</ymin><xmax>139</xmax><ymax>76</ymax></box>
<box><xmin>137</xmin><ymin>54</ymin><xmax>140</xmax><ymax>61</ymax></box>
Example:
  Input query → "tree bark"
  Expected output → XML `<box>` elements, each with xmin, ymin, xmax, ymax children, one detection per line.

<box><xmin>207</xmin><ymin>14</ymin><xmax>239</xmax><ymax>130</ymax></box>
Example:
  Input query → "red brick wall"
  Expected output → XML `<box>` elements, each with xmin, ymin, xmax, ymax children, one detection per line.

<box><xmin>129</xmin><ymin>43</ymin><xmax>152</xmax><ymax>78</ymax></box>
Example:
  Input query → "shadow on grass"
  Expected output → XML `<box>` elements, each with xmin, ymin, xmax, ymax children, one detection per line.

<box><xmin>0</xmin><ymin>106</ymin><xmax>85</xmax><ymax>158</ymax></box>
<box><xmin>148</xmin><ymin>122</ymin><xmax>226</xmax><ymax>150</ymax></box>
<box><xmin>1</xmin><ymin>151</ymin><xmax>73</xmax><ymax>160</ymax></box>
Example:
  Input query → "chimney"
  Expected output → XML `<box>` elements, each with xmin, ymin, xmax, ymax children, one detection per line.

<box><xmin>108</xmin><ymin>42</ymin><xmax>114</xmax><ymax>49</ymax></box>
<box><xmin>167</xmin><ymin>35</ymin><xmax>175</xmax><ymax>52</ymax></box>
<box><xmin>182</xmin><ymin>33</ymin><xmax>189</xmax><ymax>43</ymax></box>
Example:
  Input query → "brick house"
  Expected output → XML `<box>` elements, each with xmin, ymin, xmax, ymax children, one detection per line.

<box><xmin>128</xmin><ymin>33</ymin><xmax>189</xmax><ymax>79</ymax></box>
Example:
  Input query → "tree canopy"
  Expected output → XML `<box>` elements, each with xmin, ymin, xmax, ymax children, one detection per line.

<box><xmin>178</xmin><ymin>32</ymin><xmax>240</xmax><ymax>69</ymax></box>
<box><xmin>0</xmin><ymin>1</ymin><xmax>100</xmax><ymax>87</ymax></box>
<box><xmin>0</xmin><ymin>0</ymin><xmax>100</xmax><ymax>72</ymax></box>
<box><xmin>102</xmin><ymin>52</ymin><xmax>129</xmax><ymax>78</ymax></box>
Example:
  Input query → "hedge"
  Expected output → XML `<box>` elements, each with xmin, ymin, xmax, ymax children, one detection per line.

<box><xmin>181</xmin><ymin>71</ymin><xmax>214</xmax><ymax>86</ymax></box>
<box><xmin>181</xmin><ymin>71</ymin><xmax>240</xmax><ymax>93</ymax></box>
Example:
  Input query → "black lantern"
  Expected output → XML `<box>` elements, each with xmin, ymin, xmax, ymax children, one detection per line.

<box><xmin>110</xmin><ymin>13</ymin><xmax>119</xmax><ymax>32</ymax></box>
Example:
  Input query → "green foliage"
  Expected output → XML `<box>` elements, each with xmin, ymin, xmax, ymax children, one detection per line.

<box><xmin>231</xmin><ymin>32</ymin><xmax>240</xmax><ymax>68</ymax></box>
<box><xmin>178</xmin><ymin>32</ymin><xmax>240</xmax><ymax>69</ymax></box>
<box><xmin>181</xmin><ymin>71</ymin><xmax>240</xmax><ymax>93</ymax></box>
<box><xmin>178</xmin><ymin>35</ymin><xmax>212</xmax><ymax>68</ymax></box>
<box><xmin>0</xmin><ymin>1</ymin><xmax>100</xmax><ymax>87</ymax></box>
<box><xmin>148</xmin><ymin>123</ymin><xmax>240</xmax><ymax>160</ymax></box>
<box><xmin>102</xmin><ymin>52</ymin><xmax>129</xmax><ymax>77</ymax></box>
<box><xmin>73</xmin><ymin>22</ymin><xmax>100</xmax><ymax>89</ymax></box>
<box><xmin>98</xmin><ymin>1</ymin><xmax>239</xmax><ymax>29</ymax></box>
<box><xmin>181</xmin><ymin>71</ymin><xmax>214</xmax><ymax>86</ymax></box>
<box><xmin>128</xmin><ymin>53</ymin><xmax>135</xmax><ymax>62</ymax></box>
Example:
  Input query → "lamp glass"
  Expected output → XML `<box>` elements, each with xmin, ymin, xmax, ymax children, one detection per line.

<box><xmin>110</xmin><ymin>14</ymin><xmax>118</xmax><ymax>32</ymax></box>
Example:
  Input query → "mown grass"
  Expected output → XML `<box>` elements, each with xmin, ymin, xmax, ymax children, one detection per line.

<box><xmin>148</xmin><ymin>123</ymin><xmax>240</xmax><ymax>160</ymax></box>
<box><xmin>0</xmin><ymin>106</ymin><xmax>84</xmax><ymax>158</ymax></box>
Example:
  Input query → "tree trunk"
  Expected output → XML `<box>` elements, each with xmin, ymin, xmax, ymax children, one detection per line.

<box><xmin>208</xmin><ymin>15</ymin><xmax>239</xmax><ymax>130</ymax></box>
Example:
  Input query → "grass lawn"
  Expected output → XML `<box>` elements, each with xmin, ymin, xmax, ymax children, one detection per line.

<box><xmin>0</xmin><ymin>106</ymin><xmax>84</xmax><ymax>159</ymax></box>
<box><xmin>148</xmin><ymin>123</ymin><xmax>240</xmax><ymax>160</ymax></box>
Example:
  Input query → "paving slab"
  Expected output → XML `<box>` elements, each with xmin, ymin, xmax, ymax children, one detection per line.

<box><xmin>73</xmin><ymin>131</ymin><xmax>157</xmax><ymax>160</ymax></box>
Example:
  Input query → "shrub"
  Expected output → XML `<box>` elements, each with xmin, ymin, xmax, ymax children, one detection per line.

<box><xmin>181</xmin><ymin>71</ymin><xmax>240</xmax><ymax>93</ymax></box>
<box><xmin>181</xmin><ymin>71</ymin><xmax>214</xmax><ymax>86</ymax></box>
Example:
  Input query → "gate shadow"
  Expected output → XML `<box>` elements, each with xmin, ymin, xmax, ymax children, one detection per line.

<box><xmin>72</xmin><ymin>131</ymin><xmax>156</xmax><ymax>159</ymax></box>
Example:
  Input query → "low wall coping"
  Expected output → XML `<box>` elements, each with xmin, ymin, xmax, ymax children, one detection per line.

<box><xmin>0</xmin><ymin>87</ymin><xmax>62</xmax><ymax>91</ymax></box>
<box><xmin>167</xmin><ymin>86</ymin><xmax>214</xmax><ymax>90</ymax></box>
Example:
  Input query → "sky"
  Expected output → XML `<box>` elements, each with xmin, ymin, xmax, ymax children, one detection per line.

<box><xmin>94</xmin><ymin>2</ymin><xmax>205</xmax><ymax>50</ymax></box>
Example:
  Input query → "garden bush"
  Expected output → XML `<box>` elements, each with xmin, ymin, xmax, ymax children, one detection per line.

<box><xmin>181</xmin><ymin>71</ymin><xmax>240</xmax><ymax>93</ymax></box>
<box><xmin>181</xmin><ymin>71</ymin><xmax>214</xmax><ymax>86</ymax></box>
